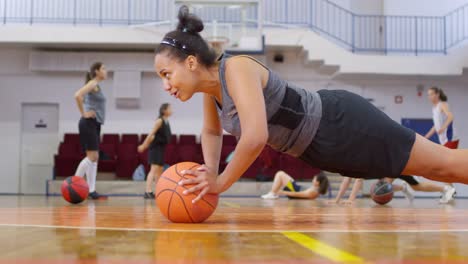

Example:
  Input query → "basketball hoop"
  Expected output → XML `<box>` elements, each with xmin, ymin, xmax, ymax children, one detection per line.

<box><xmin>206</xmin><ymin>36</ymin><xmax>229</xmax><ymax>54</ymax></box>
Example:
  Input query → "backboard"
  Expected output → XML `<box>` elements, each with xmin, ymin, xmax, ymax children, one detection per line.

<box><xmin>174</xmin><ymin>0</ymin><xmax>264</xmax><ymax>54</ymax></box>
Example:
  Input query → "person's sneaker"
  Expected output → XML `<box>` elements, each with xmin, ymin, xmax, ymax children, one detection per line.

<box><xmin>440</xmin><ymin>185</ymin><xmax>456</xmax><ymax>204</ymax></box>
<box><xmin>88</xmin><ymin>191</ymin><xmax>108</xmax><ymax>200</ymax></box>
<box><xmin>144</xmin><ymin>192</ymin><xmax>155</xmax><ymax>199</ymax></box>
<box><xmin>261</xmin><ymin>192</ymin><xmax>279</xmax><ymax>200</ymax></box>
<box><xmin>401</xmin><ymin>182</ymin><xmax>414</xmax><ymax>202</ymax></box>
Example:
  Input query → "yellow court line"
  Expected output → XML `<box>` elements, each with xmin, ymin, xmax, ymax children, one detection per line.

<box><xmin>221</xmin><ymin>201</ymin><xmax>241</xmax><ymax>208</ymax></box>
<box><xmin>282</xmin><ymin>231</ymin><xmax>364</xmax><ymax>263</ymax></box>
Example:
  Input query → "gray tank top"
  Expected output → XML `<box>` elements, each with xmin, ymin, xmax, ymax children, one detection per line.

<box><xmin>216</xmin><ymin>54</ymin><xmax>322</xmax><ymax>157</ymax></box>
<box><xmin>84</xmin><ymin>85</ymin><xmax>106</xmax><ymax>124</ymax></box>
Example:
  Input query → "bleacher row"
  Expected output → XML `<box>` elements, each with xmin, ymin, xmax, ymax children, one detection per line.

<box><xmin>54</xmin><ymin>133</ymin><xmax>320</xmax><ymax>180</ymax></box>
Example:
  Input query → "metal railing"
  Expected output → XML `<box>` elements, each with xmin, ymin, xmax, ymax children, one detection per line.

<box><xmin>1</xmin><ymin>0</ymin><xmax>467</xmax><ymax>55</ymax></box>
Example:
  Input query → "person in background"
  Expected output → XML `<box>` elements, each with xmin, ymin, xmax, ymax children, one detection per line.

<box><xmin>387</xmin><ymin>176</ymin><xmax>455</xmax><ymax>204</ymax></box>
<box><xmin>138</xmin><ymin>103</ymin><xmax>173</xmax><ymax>199</ymax></box>
<box><xmin>331</xmin><ymin>175</ymin><xmax>455</xmax><ymax>204</ymax></box>
<box><xmin>261</xmin><ymin>171</ymin><xmax>329</xmax><ymax>199</ymax></box>
<box><xmin>74</xmin><ymin>62</ymin><xmax>108</xmax><ymax>200</ymax></box>
<box><xmin>425</xmin><ymin>86</ymin><xmax>458</xmax><ymax>190</ymax></box>
<box><xmin>328</xmin><ymin>177</ymin><xmax>363</xmax><ymax>205</ymax></box>
<box><xmin>425</xmin><ymin>86</ymin><xmax>457</xmax><ymax>147</ymax></box>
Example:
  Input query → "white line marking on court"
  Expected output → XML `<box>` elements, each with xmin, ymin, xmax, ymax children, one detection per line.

<box><xmin>1</xmin><ymin>223</ymin><xmax>468</xmax><ymax>233</ymax></box>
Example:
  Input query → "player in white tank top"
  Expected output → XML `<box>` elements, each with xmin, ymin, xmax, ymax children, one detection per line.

<box><xmin>425</xmin><ymin>87</ymin><xmax>455</xmax><ymax>145</ymax></box>
<box><xmin>424</xmin><ymin>86</ymin><xmax>457</xmax><ymax>197</ymax></box>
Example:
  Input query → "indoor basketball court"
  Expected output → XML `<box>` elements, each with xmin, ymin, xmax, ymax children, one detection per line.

<box><xmin>1</xmin><ymin>197</ymin><xmax>468</xmax><ymax>263</ymax></box>
<box><xmin>1</xmin><ymin>0</ymin><xmax>468</xmax><ymax>263</ymax></box>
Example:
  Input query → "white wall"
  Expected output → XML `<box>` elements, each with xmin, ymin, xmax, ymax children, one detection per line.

<box><xmin>328</xmin><ymin>0</ymin><xmax>351</xmax><ymax>10</ymax></box>
<box><xmin>384</xmin><ymin>0</ymin><xmax>468</xmax><ymax>16</ymax></box>
<box><xmin>331</xmin><ymin>0</ymin><xmax>467</xmax><ymax>16</ymax></box>
<box><xmin>328</xmin><ymin>0</ymin><xmax>383</xmax><ymax>15</ymax></box>
<box><xmin>351</xmin><ymin>0</ymin><xmax>383</xmax><ymax>15</ymax></box>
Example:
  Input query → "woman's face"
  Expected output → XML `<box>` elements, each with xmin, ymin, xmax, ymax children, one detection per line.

<box><xmin>427</xmin><ymin>89</ymin><xmax>439</xmax><ymax>104</ymax></box>
<box><xmin>96</xmin><ymin>65</ymin><xmax>108</xmax><ymax>80</ymax></box>
<box><xmin>164</xmin><ymin>105</ymin><xmax>173</xmax><ymax>117</ymax></box>
<box><xmin>154</xmin><ymin>53</ymin><xmax>199</xmax><ymax>102</ymax></box>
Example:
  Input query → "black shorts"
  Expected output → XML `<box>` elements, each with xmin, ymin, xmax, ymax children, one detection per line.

<box><xmin>283</xmin><ymin>180</ymin><xmax>302</xmax><ymax>192</ymax></box>
<box><xmin>79</xmin><ymin>118</ymin><xmax>101</xmax><ymax>151</ymax></box>
<box><xmin>148</xmin><ymin>144</ymin><xmax>166</xmax><ymax>166</ymax></box>
<box><xmin>397</xmin><ymin>175</ymin><xmax>419</xmax><ymax>186</ymax></box>
<box><xmin>299</xmin><ymin>90</ymin><xmax>416</xmax><ymax>179</ymax></box>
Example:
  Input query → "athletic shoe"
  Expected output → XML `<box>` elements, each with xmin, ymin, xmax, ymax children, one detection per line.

<box><xmin>88</xmin><ymin>191</ymin><xmax>108</xmax><ymax>200</ymax></box>
<box><xmin>401</xmin><ymin>182</ymin><xmax>414</xmax><ymax>202</ymax></box>
<box><xmin>261</xmin><ymin>192</ymin><xmax>279</xmax><ymax>199</ymax></box>
<box><xmin>440</xmin><ymin>185</ymin><xmax>456</xmax><ymax>204</ymax></box>
<box><xmin>144</xmin><ymin>192</ymin><xmax>155</xmax><ymax>199</ymax></box>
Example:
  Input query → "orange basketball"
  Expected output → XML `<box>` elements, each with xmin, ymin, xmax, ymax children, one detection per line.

<box><xmin>371</xmin><ymin>180</ymin><xmax>394</xmax><ymax>205</ymax></box>
<box><xmin>155</xmin><ymin>162</ymin><xmax>219</xmax><ymax>223</ymax></box>
<box><xmin>61</xmin><ymin>176</ymin><xmax>89</xmax><ymax>204</ymax></box>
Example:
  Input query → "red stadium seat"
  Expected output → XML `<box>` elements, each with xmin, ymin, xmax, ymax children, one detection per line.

<box><xmin>178</xmin><ymin>145</ymin><xmax>198</xmax><ymax>163</ymax></box>
<box><xmin>98</xmin><ymin>144</ymin><xmax>117</xmax><ymax>172</ymax></box>
<box><xmin>115</xmin><ymin>144</ymin><xmax>138</xmax><ymax>179</ymax></box>
<box><xmin>279</xmin><ymin>154</ymin><xmax>304</xmax><ymax>179</ymax></box>
<box><xmin>164</xmin><ymin>145</ymin><xmax>179</xmax><ymax>165</ymax></box>
<box><xmin>179</xmin><ymin>134</ymin><xmax>196</xmax><ymax>145</ymax></box>
<box><xmin>243</xmin><ymin>159</ymin><xmax>262</xmax><ymax>179</ymax></box>
<box><xmin>140</xmin><ymin>134</ymin><xmax>148</xmax><ymax>144</ymax></box>
<box><xmin>193</xmin><ymin>144</ymin><xmax>204</xmax><ymax>164</ymax></box>
<box><xmin>170</xmin><ymin>135</ymin><xmax>178</xmax><ymax>145</ymax></box>
<box><xmin>63</xmin><ymin>133</ymin><xmax>80</xmax><ymax>146</ymax></box>
<box><xmin>54</xmin><ymin>143</ymin><xmax>81</xmax><ymax>177</ymax></box>
<box><xmin>121</xmin><ymin>134</ymin><xmax>139</xmax><ymax>145</ymax></box>
<box><xmin>102</xmin><ymin>134</ymin><xmax>120</xmax><ymax>145</ymax></box>
<box><xmin>222</xmin><ymin>135</ymin><xmax>237</xmax><ymax>146</ymax></box>
<box><xmin>302</xmin><ymin>162</ymin><xmax>321</xmax><ymax>180</ymax></box>
<box><xmin>117</xmin><ymin>143</ymin><xmax>137</xmax><ymax>155</ymax></box>
<box><xmin>258</xmin><ymin>146</ymin><xmax>281</xmax><ymax>177</ymax></box>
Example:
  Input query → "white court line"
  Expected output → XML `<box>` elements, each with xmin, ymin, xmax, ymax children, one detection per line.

<box><xmin>1</xmin><ymin>223</ymin><xmax>468</xmax><ymax>233</ymax></box>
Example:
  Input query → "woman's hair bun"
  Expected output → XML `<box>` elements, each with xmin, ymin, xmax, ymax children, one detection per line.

<box><xmin>177</xmin><ymin>5</ymin><xmax>204</xmax><ymax>34</ymax></box>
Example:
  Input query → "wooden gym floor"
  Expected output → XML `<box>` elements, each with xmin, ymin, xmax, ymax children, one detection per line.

<box><xmin>0</xmin><ymin>196</ymin><xmax>467</xmax><ymax>264</ymax></box>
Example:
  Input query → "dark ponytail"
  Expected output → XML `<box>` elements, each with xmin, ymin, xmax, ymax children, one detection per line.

<box><xmin>316</xmin><ymin>172</ymin><xmax>329</xmax><ymax>195</ymax></box>
<box><xmin>85</xmin><ymin>62</ymin><xmax>103</xmax><ymax>83</ymax></box>
<box><xmin>176</xmin><ymin>5</ymin><xmax>204</xmax><ymax>34</ymax></box>
<box><xmin>430</xmin><ymin>86</ymin><xmax>448</xmax><ymax>102</ymax></box>
<box><xmin>155</xmin><ymin>5</ymin><xmax>217</xmax><ymax>68</ymax></box>
<box><xmin>159</xmin><ymin>103</ymin><xmax>170</xmax><ymax>118</ymax></box>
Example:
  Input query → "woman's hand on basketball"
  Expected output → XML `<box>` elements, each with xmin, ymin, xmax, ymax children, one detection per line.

<box><xmin>83</xmin><ymin>110</ymin><xmax>96</xmax><ymax>119</ymax></box>
<box><xmin>179</xmin><ymin>165</ymin><xmax>220</xmax><ymax>203</ymax></box>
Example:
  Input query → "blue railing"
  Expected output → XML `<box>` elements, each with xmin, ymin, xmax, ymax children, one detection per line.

<box><xmin>1</xmin><ymin>0</ymin><xmax>467</xmax><ymax>55</ymax></box>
